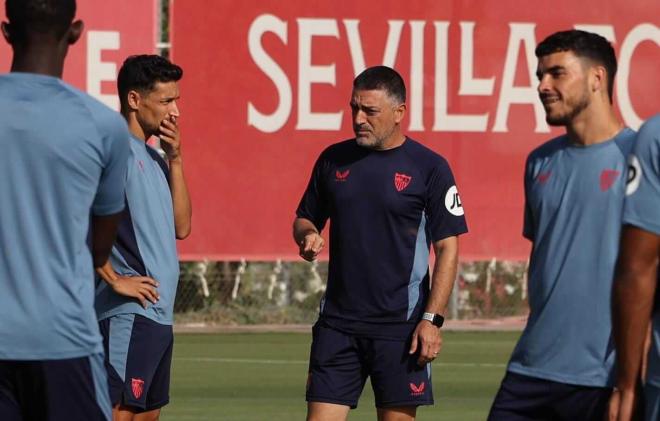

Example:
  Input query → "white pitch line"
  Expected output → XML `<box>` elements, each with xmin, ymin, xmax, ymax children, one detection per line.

<box><xmin>437</xmin><ymin>362</ymin><xmax>506</xmax><ymax>368</ymax></box>
<box><xmin>176</xmin><ymin>357</ymin><xmax>307</xmax><ymax>365</ymax></box>
<box><xmin>174</xmin><ymin>357</ymin><xmax>505</xmax><ymax>368</ymax></box>
<box><xmin>449</xmin><ymin>340</ymin><xmax>517</xmax><ymax>344</ymax></box>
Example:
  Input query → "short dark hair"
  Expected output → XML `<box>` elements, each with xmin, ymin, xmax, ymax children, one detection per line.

<box><xmin>117</xmin><ymin>55</ymin><xmax>183</xmax><ymax>112</ymax></box>
<box><xmin>535</xmin><ymin>29</ymin><xmax>617</xmax><ymax>101</ymax></box>
<box><xmin>5</xmin><ymin>0</ymin><xmax>76</xmax><ymax>42</ymax></box>
<box><xmin>353</xmin><ymin>66</ymin><xmax>406</xmax><ymax>104</ymax></box>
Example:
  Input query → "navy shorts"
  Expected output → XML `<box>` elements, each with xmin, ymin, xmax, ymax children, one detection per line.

<box><xmin>488</xmin><ymin>371</ymin><xmax>611</xmax><ymax>421</ymax></box>
<box><xmin>645</xmin><ymin>383</ymin><xmax>660</xmax><ymax>421</ymax></box>
<box><xmin>306</xmin><ymin>320</ymin><xmax>433</xmax><ymax>409</ymax></box>
<box><xmin>0</xmin><ymin>353</ymin><xmax>111</xmax><ymax>421</ymax></box>
<box><xmin>99</xmin><ymin>314</ymin><xmax>173</xmax><ymax>412</ymax></box>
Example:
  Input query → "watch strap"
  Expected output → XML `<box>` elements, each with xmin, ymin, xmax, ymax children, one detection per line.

<box><xmin>422</xmin><ymin>312</ymin><xmax>444</xmax><ymax>327</ymax></box>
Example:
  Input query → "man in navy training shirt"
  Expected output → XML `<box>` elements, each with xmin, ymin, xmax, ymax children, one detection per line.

<box><xmin>294</xmin><ymin>65</ymin><xmax>468</xmax><ymax>421</ymax></box>
<box><xmin>610</xmin><ymin>114</ymin><xmax>660</xmax><ymax>421</ymax></box>
<box><xmin>0</xmin><ymin>0</ymin><xmax>130</xmax><ymax>420</ymax></box>
<box><xmin>488</xmin><ymin>30</ymin><xmax>635</xmax><ymax>421</ymax></box>
<box><xmin>94</xmin><ymin>55</ymin><xmax>192</xmax><ymax>421</ymax></box>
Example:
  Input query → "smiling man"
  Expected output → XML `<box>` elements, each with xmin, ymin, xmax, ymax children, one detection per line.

<box><xmin>487</xmin><ymin>30</ymin><xmax>635</xmax><ymax>421</ymax></box>
<box><xmin>294</xmin><ymin>66</ymin><xmax>468</xmax><ymax>421</ymax></box>
<box><xmin>94</xmin><ymin>55</ymin><xmax>192</xmax><ymax>421</ymax></box>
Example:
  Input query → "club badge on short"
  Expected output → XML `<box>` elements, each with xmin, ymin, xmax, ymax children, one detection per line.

<box><xmin>132</xmin><ymin>378</ymin><xmax>145</xmax><ymax>399</ymax></box>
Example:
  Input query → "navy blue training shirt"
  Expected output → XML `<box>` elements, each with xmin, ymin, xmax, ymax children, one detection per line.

<box><xmin>297</xmin><ymin>137</ymin><xmax>468</xmax><ymax>340</ymax></box>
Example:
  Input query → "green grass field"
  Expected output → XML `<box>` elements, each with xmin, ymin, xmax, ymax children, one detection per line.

<box><xmin>162</xmin><ymin>331</ymin><xmax>520</xmax><ymax>420</ymax></box>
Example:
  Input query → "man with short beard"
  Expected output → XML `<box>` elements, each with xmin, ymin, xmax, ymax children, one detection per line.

<box><xmin>95</xmin><ymin>55</ymin><xmax>192</xmax><ymax>421</ymax></box>
<box><xmin>488</xmin><ymin>30</ymin><xmax>635</xmax><ymax>421</ymax></box>
<box><xmin>293</xmin><ymin>66</ymin><xmax>467</xmax><ymax>421</ymax></box>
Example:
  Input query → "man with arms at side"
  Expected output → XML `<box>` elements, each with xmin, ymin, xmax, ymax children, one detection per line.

<box><xmin>294</xmin><ymin>65</ymin><xmax>468</xmax><ymax>421</ymax></box>
<box><xmin>609</xmin><ymin>114</ymin><xmax>660</xmax><ymax>421</ymax></box>
<box><xmin>0</xmin><ymin>0</ymin><xmax>130</xmax><ymax>420</ymax></box>
<box><xmin>488</xmin><ymin>30</ymin><xmax>635</xmax><ymax>421</ymax></box>
<box><xmin>94</xmin><ymin>54</ymin><xmax>192</xmax><ymax>421</ymax></box>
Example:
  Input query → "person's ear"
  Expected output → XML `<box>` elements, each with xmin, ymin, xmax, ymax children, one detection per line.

<box><xmin>127</xmin><ymin>90</ymin><xmax>142</xmax><ymax>111</ymax></box>
<box><xmin>394</xmin><ymin>102</ymin><xmax>407</xmax><ymax>124</ymax></box>
<box><xmin>67</xmin><ymin>20</ymin><xmax>84</xmax><ymax>45</ymax></box>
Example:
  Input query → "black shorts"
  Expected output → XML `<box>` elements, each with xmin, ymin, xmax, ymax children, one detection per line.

<box><xmin>488</xmin><ymin>371</ymin><xmax>611</xmax><ymax>421</ymax></box>
<box><xmin>99</xmin><ymin>314</ymin><xmax>173</xmax><ymax>412</ymax></box>
<box><xmin>0</xmin><ymin>353</ymin><xmax>111</xmax><ymax>421</ymax></box>
<box><xmin>306</xmin><ymin>320</ymin><xmax>433</xmax><ymax>409</ymax></box>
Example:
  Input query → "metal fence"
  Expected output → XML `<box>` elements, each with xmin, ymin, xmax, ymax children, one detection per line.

<box><xmin>174</xmin><ymin>260</ymin><xmax>529</xmax><ymax>324</ymax></box>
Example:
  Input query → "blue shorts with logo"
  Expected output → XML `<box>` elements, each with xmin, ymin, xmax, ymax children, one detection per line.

<box><xmin>306</xmin><ymin>320</ymin><xmax>433</xmax><ymax>409</ymax></box>
<box><xmin>0</xmin><ymin>353</ymin><xmax>111</xmax><ymax>421</ymax></box>
<box><xmin>99</xmin><ymin>314</ymin><xmax>173</xmax><ymax>412</ymax></box>
<box><xmin>488</xmin><ymin>371</ymin><xmax>611</xmax><ymax>421</ymax></box>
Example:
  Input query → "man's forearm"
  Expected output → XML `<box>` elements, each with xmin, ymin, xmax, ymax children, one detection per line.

<box><xmin>614</xmin><ymin>225</ymin><xmax>660</xmax><ymax>391</ymax></box>
<box><xmin>90</xmin><ymin>213</ymin><xmax>122</xmax><ymax>268</ymax></box>
<box><xmin>169</xmin><ymin>159</ymin><xmax>192</xmax><ymax>239</ymax></box>
<box><xmin>614</xmin><ymin>269</ymin><xmax>656</xmax><ymax>390</ymax></box>
<box><xmin>293</xmin><ymin>218</ymin><xmax>319</xmax><ymax>245</ymax></box>
<box><xmin>425</xmin><ymin>236</ymin><xmax>459</xmax><ymax>315</ymax></box>
<box><xmin>95</xmin><ymin>259</ymin><xmax>119</xmax><ymax>287</ymax></box>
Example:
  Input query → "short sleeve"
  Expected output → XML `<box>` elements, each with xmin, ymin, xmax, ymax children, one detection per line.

<box><xmin>92</xmin><ymin>113</ymin><xmax>130</xmax><ymax>216</ymax></box>
<box><xmin>623</xmin><ymin>115</ymin><xmax>660</xmax><ymax>235</ymax></box>
<box><xmin>295</xmin><ymin>154</ymin><xmax>330</xmax><ymax>232</ymax></box>
<box><xmin>425</xmin><ymin>158</ymin><xmax>468</xmax><ymax>241</ymax></box>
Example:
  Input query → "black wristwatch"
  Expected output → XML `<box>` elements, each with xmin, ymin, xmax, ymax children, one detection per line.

<box><xmin>422</xmin><ymin>312</ymin><xmax>445</xmax><ymax>327</ymax></box>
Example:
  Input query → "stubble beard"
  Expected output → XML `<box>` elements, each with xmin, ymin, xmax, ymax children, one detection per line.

<box><xmin>355</xmin><ymin>125</ymin><xmax>396</xmax><ymax>150</ymax></box>
<box><xmin>355</xmin><ymin>135</ymin><xmax>381</xmax><ymax>149</ymax></box>
<box><xmin>545</xmin><ymin>87</ymin><xmax>591</xmax><ymax>126</ymax></box>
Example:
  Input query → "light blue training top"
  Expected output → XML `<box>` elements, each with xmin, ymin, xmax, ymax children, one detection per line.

<box><xmin>622</xmin><ymin>115</ymin><xmax>660</xmax><ymax>388</ymax></box>
<box><xmin>0</xmin><ymin>72</ymin><xmax>129</xmax><ymax>360</ymax></box>
<box><xmin>95</xmin><ymin>135</ymin><xmax>179</xmax><ymax>325</ymax></box>
<box><xmin>508</xmin><ymin>128</ymin><xmax>636</xmax><ymax>387</ymax></box>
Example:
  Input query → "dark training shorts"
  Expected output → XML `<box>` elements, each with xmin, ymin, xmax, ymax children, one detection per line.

<box><xmin>306</xmin><ymin>320</ymin><xmax>433</xmax><ymax>409</ymax></box>
<box><xmin>99</xmin><ymin>314</ymin><xmax>173</xmax><ymax>413</ymax></box>
<box><xmin>645</xmin><ymin>383</ymin><xmax>660</xmax><ymax>421</ymax></box>
<box><xmin>488</xmin><ymin>371</ymin><xmax>611</xmax><ymax>421</ymax></box>
<box><xmin>0</xmin><ymin>353</ymin><xmax>111</xmax><ymax>421</ymax></box>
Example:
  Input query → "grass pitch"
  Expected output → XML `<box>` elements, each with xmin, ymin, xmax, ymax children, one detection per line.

<box><xmin>163</xmin><ymin>331</ymin><xmax>520</xmax><ymax>420</ymax></box>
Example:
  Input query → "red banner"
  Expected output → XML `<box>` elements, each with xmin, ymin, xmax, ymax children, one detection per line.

<box><xmin>171</xmin><ymin>0</ymin><xmax>660</xmax><ymax>261</ymax></box>
<box><xmin>1</xmin><ymin>1</ymin><xmax>158</xmax><ymax>110</ymax></box>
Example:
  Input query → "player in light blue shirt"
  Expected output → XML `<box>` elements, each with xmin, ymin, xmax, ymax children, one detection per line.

<box><xmin>489</xmin><ymin>30</ymin><xmax>634</xmax><ymax>421</ymax></box>
<box><xmin>94</xmin><ymin>55</ymin><xmax>192</xmax><ymax>420</ymax></box>
<box><xmin>0</xmin><ymin>1</ymin><xmax>129</xmax><ymax>419</ymax></box>
<box><xmin>610</xmin><ymin>114</ymin><xmax>660</xmax><ymax>421</ymax></box>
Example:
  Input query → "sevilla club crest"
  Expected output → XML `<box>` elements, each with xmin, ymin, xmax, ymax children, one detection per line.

<box><xmin>394</xmin><ymin>173</ymin><xmax>412</xmax><ymax>192</ymax></box>
<box><xmin>132</xmin><ymin>378</ymin><xmax>145</xmax><ymax>399</ymax></box>
<box><xmin>600</xmin><ymin>169</ymin><xmax>620</xmax><ymax>192</ymax></box>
